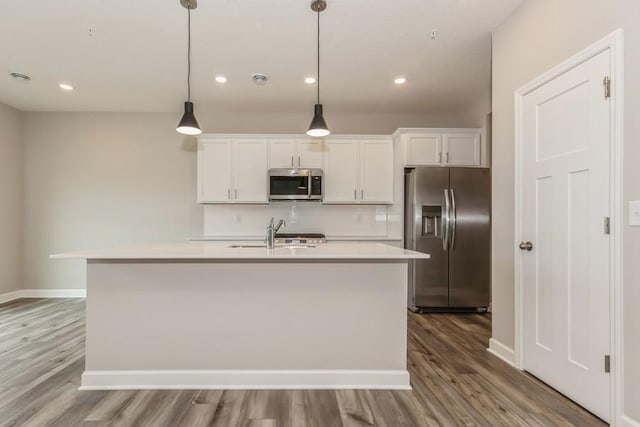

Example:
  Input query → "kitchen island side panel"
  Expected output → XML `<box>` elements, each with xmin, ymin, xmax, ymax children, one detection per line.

<box><xmin>84</xmin><ymin>260</ymin><xmax>408</xmax><ymax>388</ymax></box>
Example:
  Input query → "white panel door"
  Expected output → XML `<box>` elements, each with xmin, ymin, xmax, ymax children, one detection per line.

<box><xmin>198</xmin><ymin>140</ymin><xmax>233</xmax><ymax>203</ymax></box>
<box><xmin>298</xmin><ymin>139</ymin><xmax>323</xmax><ymax>169</ymax></box>
<box><xmin>323</xmin><ymin>140</ymin><xmax>359</xmax><ymax>203</ymax></box>
<box><xmin>404</xmin><ymin>133</ymin><xmax>442</xmax><ymax>166</ymax></box>
<box><xmin>443</xmin><ymin>133</ymin><xmax>480</xmax><ymax>166</ymax></box>
<box><xmin>269</xmin><ymin>139</ymin><xmax>296</xmax><ymax>168</ymax></box>
<box><xmin>359</xmin><ymin>140</ymin><xmax>393</xmax><ymax>204</ymax></box>
<box><xmin>234</xmin><ymin>139</ymin><xmax>268</xmax><ymax>203</ymax></box>
<box><xmin>520</xmin><ymin>49</ymin><xmax>611</xmax><ymax>421</ymax></box>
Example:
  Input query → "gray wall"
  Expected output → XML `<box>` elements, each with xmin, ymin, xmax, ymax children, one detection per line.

<box><xmin>0</xmin><ymin>103</ymin><xmax>23</xmax><ymax>295</ymax></box>
<box><xmin>491</xmin><ymin>0</ymin><xmax>640</xmax><ymax>421</ymax></box>
<box><xmin>22</xmin><ymin>109</ymin><xmax>483</xmax><ymax>292</ymax></box>
<box><xmin>23</xmin><ymin>113</ymin><xmax>202</xmax><ymax>292</ymax></box>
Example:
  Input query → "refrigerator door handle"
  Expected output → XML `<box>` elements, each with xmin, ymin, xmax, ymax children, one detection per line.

<box><xmin>450</xmin><ymin>189</ymin><xmax>457</xmax><ymax>250</ymax></box>
<box><xmin>442</xmin><ymin>189</ymin><xmax>450</xmax><ymax>251</ymax></box>
<box><xmin>412</xmin><ymin>208</ymin><xmax>420</xmax><ymax>251</ymax></box>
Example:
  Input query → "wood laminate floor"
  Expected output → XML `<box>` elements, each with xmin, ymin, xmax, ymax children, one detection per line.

<box><xmin>0</xmin><ymin>298</ymin><xmax>605</xmax><ymax>427</ymax></box>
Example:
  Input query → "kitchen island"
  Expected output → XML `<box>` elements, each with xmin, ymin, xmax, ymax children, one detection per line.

<box><xmin>52</xmin><ymin>242</ymin><xmax>429</xmax><ymax>390</ymax></box>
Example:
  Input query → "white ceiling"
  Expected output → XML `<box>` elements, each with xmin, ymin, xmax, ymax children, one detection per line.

<box><xmin>0</xmin><ymin>0</ymin><xmax>522</xmax><ymax>114</ymax></box>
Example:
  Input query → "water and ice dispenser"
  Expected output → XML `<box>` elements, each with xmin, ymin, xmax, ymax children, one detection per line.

<box><xmin>421</xmin><ymin>205</ymin><xmax>442</xmax><ymax>238</ymax></box>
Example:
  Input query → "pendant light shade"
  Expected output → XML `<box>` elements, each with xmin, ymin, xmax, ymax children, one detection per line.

<box><xmin>306</xmin><ymin>0</ymin><xmax>330</xmax><ymax>137</ymax></box>
<box><xmin>177</xmin><ymin>101</ymin><xmax>201</xmax><ymax>135</ymax></box>
<box><xmin>307</xmin><ymin>104</ymin><xmax>330</xmax><ymax>137</ymax></box>
<box><xmin>176</xmin><ymin>1</ymin><xmax>201</xmax><ymax>136</ymax></box>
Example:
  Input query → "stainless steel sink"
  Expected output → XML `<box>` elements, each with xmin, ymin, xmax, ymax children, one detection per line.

<box><xmin>228</xmin><ymin>244</ymin><xmax>316</xmax><ymax>249</ymax></box>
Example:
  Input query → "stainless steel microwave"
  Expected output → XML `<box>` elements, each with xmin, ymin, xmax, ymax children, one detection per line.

<box><xmin>268</xmin><ymin>168</ymin><xmax>323</xmax><ymax>201</ymax></box>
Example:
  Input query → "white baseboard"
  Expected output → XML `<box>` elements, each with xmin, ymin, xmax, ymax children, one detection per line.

<box><xmin>80</xmin><ymin>369</ymin><xmax>412</xmax><ymax>391</ymax></box>
<box><xmin>487</xmin><ymin>338</ymin><xmax>516</xmax><ymax>367</ymax></box>
<box><xmin>622</xmin><ymin>415</ymin><xmax>640</xmax><ymax>427</ymax></box>
<box><xmin>21</xmin><ymin>289</ymin><xmax>86</xmax><ymax>298</ymax></box>
<box><xmin>0</xmin><ymin>289</ymin><xmax>86</xmax><ymax>304</ymax></box>
<box><xmin>0</xmin><ymin>290</ymin><xmax>23</xmax><ymax>305</ymax></box>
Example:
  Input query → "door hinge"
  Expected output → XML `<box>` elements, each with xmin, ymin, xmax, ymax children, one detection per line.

<box><xmin>603</xmin><ymin>76</ymin><xmax>611</xmax><ymax>99</ymax></box>
<box><xmin>604</xmin><ymin>355</ymin><xmax>611</xmax><ymax>373</ymax></box>
<box><xmin>604</xmin><ymin>217</ymin><xmax>610</xmax><ymax>235</ymax></box>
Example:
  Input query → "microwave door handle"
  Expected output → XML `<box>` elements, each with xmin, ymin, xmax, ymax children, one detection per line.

<box><xmin>307</xmin><ymin>171</ymin><xmax>312</xmax><ymax>199</ymax></box>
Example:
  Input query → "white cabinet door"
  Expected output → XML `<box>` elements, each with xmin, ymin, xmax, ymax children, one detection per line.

<box><xmin>269</xmin><ymin>139</ymin><xmax>296</xmax><ymax>168</ymax></box>
<box><xmin>198</xmin><ymin>140</ymin><xmax>233</xmax><ymax>203</ymax></box>
<box><xmin>234</xmin><ymin>140</ymin><xmax>268</xmax><ymax>203</ymax></box>
<box><xmin>443</xmin><ymin>133</ymin><xmax>480</xmax><ymax>166</ymax></box>
<box><xmin>269</xmin><ymin>139</ymin><xmax>323</xmax><ymax>168</ymax></box>
<box><xmin>405</xmin><ymin>133</ymin><xmax>442</xmax><ymax>166</ymax></box>
<box><xmin>360</xmin><ymin>140</ymin><xmax>394</xmax><ymax>204</ymax></box>
<box><xmin>298</xmin><ymin>139</ymin><xmax>323</xmax><ymax>169</ymax></box>
<box><xmin>323</xmin><ymin>140</ymin><xmax>359</xmax><ymax>203</ymax></box>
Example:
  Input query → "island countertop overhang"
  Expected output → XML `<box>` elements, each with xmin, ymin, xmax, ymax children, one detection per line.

<box><xmin>50</xmin><ymin>242</ymin><xmax>430</xmax><ymax>261</ymax></box>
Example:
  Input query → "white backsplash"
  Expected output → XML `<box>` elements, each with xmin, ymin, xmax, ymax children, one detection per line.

<box><xmin>203</xmin><ymin>203</ymin><xmax>391</xmax><ymax>238</ymax></box>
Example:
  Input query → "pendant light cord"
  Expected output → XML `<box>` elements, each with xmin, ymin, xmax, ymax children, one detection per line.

<box><xmin>316</xmin><ymin>7</ymin><xmax>320</xmax><ymax>104</ymax></box>
<box><xmin>187</xmin><ymin>5</ymin><xmax>192</xmax><ymax>102</ymax></box>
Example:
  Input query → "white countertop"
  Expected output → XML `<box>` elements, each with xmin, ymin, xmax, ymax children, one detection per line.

<box><xmin>50</xmin><ymin>242</ymin><xmax>429</xmax><ymax>260</ymax></box>
<box><xmin>189</xmin><ymin>236</ymin><xmax>403</xmax><ymax>242</ymax></box>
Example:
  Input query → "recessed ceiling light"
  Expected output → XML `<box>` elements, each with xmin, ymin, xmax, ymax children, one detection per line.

<box><xmin>394</xmin><ymin>77</ymin><xmax>407</xmax><ymax>85</ymax></box>
<box><xmin>304</xmin><ymin>77</ymin><xmax>316</xmax><ymax>84</ymax></box>
<box><xmin>215</xmin><ymin>75</ymin><xmax>227</xmax><ymax>83</ymax></box>
<box><xmin>9</xmin><ymin>72</ymin><xmax>31</xmax><ymax>82</ymax></box>
<box><xmin>59</xmin><ymin>83</ymin><xmax>74</xmax><ymax>91</ymax></box>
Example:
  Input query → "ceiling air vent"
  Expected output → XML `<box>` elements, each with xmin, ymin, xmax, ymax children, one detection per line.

<box><xmin>252</xmin><ymin>73</ymin><xmax>268</xmax><ymax>86</ymax></box>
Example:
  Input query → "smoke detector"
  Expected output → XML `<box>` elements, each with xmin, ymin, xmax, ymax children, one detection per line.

<box><xmin>252</xmin><ymin>73</ymin><xmax>268</xmax><ymax>86</ymax></box>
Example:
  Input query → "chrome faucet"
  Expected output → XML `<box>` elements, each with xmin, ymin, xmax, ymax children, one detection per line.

<box><xmin>266</xmin><ymin>217</ymin><xmax>286</xmax><ymax>249</ymax></box>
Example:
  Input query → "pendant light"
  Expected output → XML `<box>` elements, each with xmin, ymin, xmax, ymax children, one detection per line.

<box><xmin>306</xmin><ymin>0</ymin><xmax>330</xmax><ymax>137</ymax></box>
<box><xmin>176</xmin><ymin>0</ymin><xmax>202</xmax><ymax>136</ymax></box>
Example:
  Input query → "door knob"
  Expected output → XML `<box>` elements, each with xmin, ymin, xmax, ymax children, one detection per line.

<box><xmin>519</xmin><ymin>241</ymin><xmax>533</xmax><ymax>251</ymax></box>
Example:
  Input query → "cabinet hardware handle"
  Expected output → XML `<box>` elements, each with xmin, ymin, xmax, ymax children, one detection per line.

<box><xmin>446</xmin><ymin>152</ymin><xmax>450</xmax><ymax>163</ymax></box>
<box><xmin>235</xmin><ymin>189</ymin><xmax>238</xmax><ymax>199</ymax></box>
<box><xmin>298</xmin><ymin>156</ymin><xmax>301</xmax><ymax>167</ymax></box>
<box><xmin>291</xmin><ymin>156</ymin><xmax>294</xmax><ymax>167</ymax></box>
<box><xmin>354</xmin><ymin>189</ymin><xmax>357</xmax><ymax>200</ymax></box>
<box><xmin>228</xmin><ymin>189</ymin><xmax>231</xmax><ymax>200</ymax></box>
<box><xmin>361</xmin><ymin>189</ymin><xmax>364</xmax><ymax>199</ymax></box>
<box><xmin>438</xmin><ymin>151</ymin><xmax>442</xmax><ymax>163</ymax></box>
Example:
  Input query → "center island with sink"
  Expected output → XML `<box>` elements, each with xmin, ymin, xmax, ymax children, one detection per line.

<box><xmin>52</xmin><ymin>241</ymin><xmax>429</xmax><ymax>390</ymax></box>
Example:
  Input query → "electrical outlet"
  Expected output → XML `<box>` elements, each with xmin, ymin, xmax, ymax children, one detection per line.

<box><xmin>630</xmin><ymin>201</ymin><xmax>640</xmax><ymax>226</ymax></box>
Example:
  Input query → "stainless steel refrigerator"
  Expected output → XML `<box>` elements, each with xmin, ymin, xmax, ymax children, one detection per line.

<box><xmin>404</xmin><ymin>167</ymin><xmax>491</xmax><ymax>312</ymax></box>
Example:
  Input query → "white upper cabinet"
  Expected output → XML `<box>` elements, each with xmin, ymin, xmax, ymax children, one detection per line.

<box><xmin>269</xmin><ymin>139</ymin><xmax>297</xmax><ymax>168</ymax></box>
<box><xmin>198</xmin><ymin>138</ymin><xmax>268</xmax><ymax>204</ymax></box>
<box><xmin>324</xmin><ymin>140</ymin><xmax>360</xmax><ymax>203</ymax></box>
<box><xmin>324</xmin><ymin>138</ymin><xmax>394</xmax><ymax>205</ymax></box>
<box><xmin>405</xmin><ymin>133</ymin><xmax>442</xmax><ymax>166</ymax></box>
<box><xmin>234</xmin><ymin>139</ymin><xmax>268</xmax><ymax>203</ymax></box>
<box><xmin>198</xmin><ymin>140</ymin><xmax>233</xmax><ymax>203</ymax></box>
<box><xmin>360</xmin><ymin>140</ymin><xmax>394</xmax><ymax>204</ymax></box>
<box><xmin>443</xmin><ymin>133</ymin><xmax>480</xmax><ymax>166</ymax></box>
<box><xmin>198</xmin><ymin>134</ymin><xmax>394</xmax><ymax>205</ymax></box>
<box><xmin>297</xmin><ymin>140</ymin><xmax>323</xmax><ymax>169</ymax></box>
<box><xmin>402</xmin><ymin>129</ymin><xmax>482</xmax><ymax>167</ymax></box>
<box><xmin>269</xmin><ymin>138</ymin><xmax>323</xmax><ymax>169</ymax></box>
